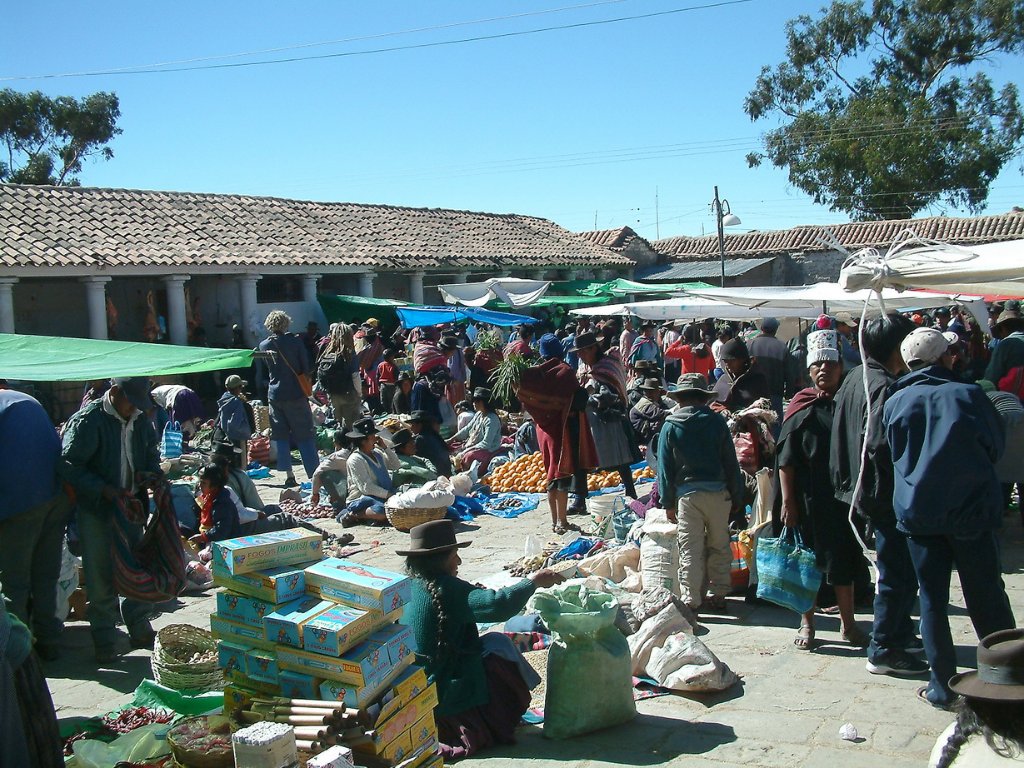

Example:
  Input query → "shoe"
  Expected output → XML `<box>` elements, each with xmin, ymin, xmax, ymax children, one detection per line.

<box><xmin>904</xmin><ymin>635</ymin><xmax>926</xmax><ymax>655</ymax></box>
<box><xmin>704</xmin><ymin>595</ymin><xmax>729</xmax><ymax>613</ymax></box>
<box><xmin>129</xmin><ymin>628</ymin><xmax>157</xmax><ymax>651</ymax></box>
<box><xmin>340</xmin><ymin>514</ymin><xmax>360</xmax><ymax>529</ymax></box>
<box><xmin>566</xmin><ymin>504</ymin><xmax>588</xmax><ymax>516</ymax></box>
<box><xmin>841</xmin><ymin>625</ymin><xmax>871</xmax><ymax>647</ymax></box>
<box><xmin>95</xmin><ymin>646</ymin><xmax>123</xmax><ymax>664</ymax></box>
<box><xmin>917</xmin><ymin>685</ymin><xmax>960</xmax><ymax>711</ymax></box>
<box><xmin>867</xmin><ymin>649</ymin><xmax>929</xmax><ymax>677</ymax></box>
<box><xmin>283</xmin><ymin>477</ymin><xmax>299</xmax><ymax>488</ymax></box>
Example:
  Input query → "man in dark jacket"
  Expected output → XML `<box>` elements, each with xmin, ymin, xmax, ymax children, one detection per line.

<box><xmin>629</xmin><ymin>378</ymin><xmax>669</xmax><ymax>448</ymax></box>
<box><xmin>405</xmin><ymin>410</ymin><xmax>453</xmax><ymax>479</ymax></box>
<box><xmin>59</xmin><ymin>377</ymin><xmax>162</xmax><ymax>663</ymax></box>
<box><xmin>658</xmin><ymin>373</ymin><xmax>744</xmax><ymax>612</ymax></box>
<box><xmin>830</xmin><ymin>314</ymin><xmax>926</xmax><ymax>677</ymax></box>
<box><xmin>883</xmin><ymin>326</ymin><xmax>1015</xmax><ymax>708</ymax></box>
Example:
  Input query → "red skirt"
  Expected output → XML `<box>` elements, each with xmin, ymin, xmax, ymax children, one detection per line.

<box><xmin>435</xmin><ymin>655</ymin><xmax>531</xmax><ymax>761</ymax></box>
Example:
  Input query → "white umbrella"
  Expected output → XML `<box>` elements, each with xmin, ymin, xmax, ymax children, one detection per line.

<box><xmin>681</xmin><ymin>282</ymin><xmax>980</xmax><ymax>313</ymax></box>
<box><xmin>438</xmin><ymin>278</ymin><xmax>549</xmax><ymax>308</ymax></box>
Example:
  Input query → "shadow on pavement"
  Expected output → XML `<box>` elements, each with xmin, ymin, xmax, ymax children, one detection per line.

<box><xmin>485</xmin><ymin>714</ymin><xmax>736</xmax><ymax>764</ymax></box>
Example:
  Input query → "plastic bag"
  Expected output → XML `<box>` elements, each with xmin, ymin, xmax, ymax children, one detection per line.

<box><xmin>755</xmin><ymin>527</ymin><xmax>822</xmax><ymax>614</ymax></box>
<box><xmin>532</xmin><ymin>583</ymin><xmax>636</xmax><ymax>739</ymax></box>
<box><xmin>55</xmin><ymin>538</ymin><xmax>80</xmax><ymax>622</ymax></box>
<box><xmin>160</xmin><ymin>421</ymin><xmax>183</xmax><ymax>460</ymax></box>
<box><xmin>612</xmin><ymin>496</ymin><xmax>638</xmax><ymax>542</ymax></box>
<box><xmin>576</xmin><ymin>544</ymin><xmax>640</xmax><ymax>583</ymax></box>
<box><xmin>639</xmin><ymin>510</ymin><xmax>679</xmax><ymax>596</ymax></box>
<box><xmin>72</xmin><ymin>722</ymin><xmax>172</xmax><ymax>767</ymax></box>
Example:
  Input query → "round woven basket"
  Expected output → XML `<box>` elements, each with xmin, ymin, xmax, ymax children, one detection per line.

<box><xmin>166</xmin><ymin>715</ymin><xmax>234</xmax><ymax>768</ymax></box>
<box><xmin>152</xmin><ymin>624</ymin><xmax>223</xmax><ymax>693</ymax></box>
<box><xmin>385</xmin><ymin>504</ymin><xmax>447</xmax><ymax>532</ymax></box>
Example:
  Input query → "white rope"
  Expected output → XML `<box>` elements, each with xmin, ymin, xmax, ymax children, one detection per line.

<box><xmin>841</xmin><ymin>230</ymin><xmax>982</xmax><ymax>293</ymax></box>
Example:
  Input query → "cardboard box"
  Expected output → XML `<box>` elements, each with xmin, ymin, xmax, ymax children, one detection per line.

<box><xmin>371</xmin><ymin>684</ymin><xmax>438</xmax><ymax>750</ymax></box>
<box><xmin>302</xmin><ymin>603</ymin><xmax>377</xmax><ymax>657</ymax></box>
<box><xmin>409</xmin><ymin>710</ymin><xmax>437</xmax><ymax>751</ymax></box>
<box><xmin>369</xmin><ymin>666</ymin><xmax>429</xmax><ymax>726</ymax></box>
<box><xmin>278</xmin><ymin>669</ymin><xmax>322</xmax><ymax>700</ymax></box>
<box><xmin>217</xmin><ymin>640</ymin><xmax>250</xmax><ymax>676</ymax></box>
<box><xmin>224</xmin><ymin>681</ymin><xmax>264</xmax><ymax>713</ymax></box>
<box><xmin>315</xmin><ymin>654</ymin><xmax>415</xmax><ymax>709</ymax></box>
<box><xmin>210</xmin><ymin>614</ymin><xmax>276</xmax><ymax>652</ymax></box>
<box><xmin>245</xmin><ymin>647</ymin><xmax>279</xmax><ymax>685</ymax></box>
<box><xmin>263</xmin><ymin>596</ymin><xmax>334</xmax><ymax>647</ymax></box>
<box><xmin>225</xmin><ymin>666</ymin><xmax>280</xmax><ymax>696</ymax></box>
<box><xmin>215</xmin><ymin>590</ymin><xmax>277</xmax><ymax>629</ymax></box>
<box><xmin>330</xmin><ymin>624</ymin><xmax>414</xmax><ymax>688</ymax></box>
<box><xmin>304</xmin><ymin>558</ymin><xmax>411</xmax><ymax>614</ymax></box>
<box><xmin>212</xmin><ymin>562</ymin><xmax>310</xmax><ymax>603</ymax></box>
<box><xmin>213</xmin><ymin>528</ymin><xmax>322</xmax><ymax>575</ymax></box>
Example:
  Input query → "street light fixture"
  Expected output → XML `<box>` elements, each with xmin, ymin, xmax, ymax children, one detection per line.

<box><xmin>711</xmin><ymin>186</ymin><xmax>741</xmax><ymax>287</ymax></box>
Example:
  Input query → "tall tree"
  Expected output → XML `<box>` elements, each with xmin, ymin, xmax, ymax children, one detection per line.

<box><xmin>744</xmin><ymin>1</ymin><xmax>1024</xmax><ymax>220</ymax></box>
<box><xmin>0</xmin><ymin>89</ymin><xmax>121</xmax><ymax>186</ymax></box>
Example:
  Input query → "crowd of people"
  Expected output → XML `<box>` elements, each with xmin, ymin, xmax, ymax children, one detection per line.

<box><xmin>4</xmin><ymin>298</ymin><xmax>1024</xmax><ymax>765</ymax></box>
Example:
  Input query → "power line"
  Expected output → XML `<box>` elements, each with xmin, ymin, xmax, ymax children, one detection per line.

<box><xmin>0</xmin><ymin>0</ymin><xmax>756</xmax><ymax>81</ymax></box>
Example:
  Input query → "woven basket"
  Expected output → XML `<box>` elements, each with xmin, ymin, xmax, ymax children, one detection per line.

<box><xmin>167</xmin><ymin>715</ymin><xmax>234</xmax><ymax>768</ymax></box>
<box><xmin>152</xmin><ymin>624</ymin><xmax>224</xmax><ymax>693</ymax></box>
<box><xmin>385</xmin><ymin>504</ymin><xmax>447</xmax><ymax>532</ymax></box>
<box><xmin>252</xmin><ymin>404</ymin><xmax>270</xmax><ymax>434</ymax></box>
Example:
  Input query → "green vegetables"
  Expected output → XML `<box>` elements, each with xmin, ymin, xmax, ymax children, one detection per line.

<box><xmin>489</xmin><ymin>353</ymin><xmax>528</xmax><ymax>409</ymax></box>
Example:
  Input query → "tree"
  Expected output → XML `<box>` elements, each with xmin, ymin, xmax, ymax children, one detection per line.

<box><xmin>744</xmin><ymin>1</ymin><xmax>1024</xmax><ymax>220</ymax></box>
<box><xmin>0</xmin><ymin>89</ymin><xmax>121</xmax><ymax>186</ymax></box>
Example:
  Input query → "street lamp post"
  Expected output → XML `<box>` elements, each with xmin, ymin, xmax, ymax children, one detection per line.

<box><xmin>711</xmin><ymin>186</ymin><xmax>741</xmax><ymax>287</ymax></box>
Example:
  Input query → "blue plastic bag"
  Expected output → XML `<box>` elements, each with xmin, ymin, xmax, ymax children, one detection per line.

<box><xmin>160</xmin><ymin>421</ymin><xmax>183</xmax><ymax>459</ymax></box>
<box><xmin>755</xmin><ymin>527</ymin><xmax>822</xmax><ymax>614</ymax></box>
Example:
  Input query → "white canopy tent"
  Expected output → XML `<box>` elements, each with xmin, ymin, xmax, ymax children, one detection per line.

<box><xmin>438</xmin><ymin>278</ymin><xmax>549</xmax><ymax>308</ymax></box>
<box><xmin>571</xmin><ymin>297</ymin><xmax>824</xmax><ymax>321</ymax></box>
<box><xmin>839</xmin><ymin>238</ymin><xmax>1024</xmax><ymax>298</ymax></box>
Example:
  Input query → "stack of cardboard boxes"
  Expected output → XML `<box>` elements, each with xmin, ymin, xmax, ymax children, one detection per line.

<box><xmin>209</xmin><ymin>529</ymin><xmax>442</xmax><ymax>768</ymax></box>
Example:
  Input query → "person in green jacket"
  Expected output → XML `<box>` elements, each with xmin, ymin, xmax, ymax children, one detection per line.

<box><xmin>399</xmin><ymin>520</ymin><xmax>561</xmax><ymax>760</ymax></box>
<box><xmin>59</xmin><ymin>378</ymin><xmax>162</xmax><ymax>663</ymax></box>
<box><xmin>390</xmin><ymin>428</ymin><xmax>438</xmax><ymax>489</ymax></box>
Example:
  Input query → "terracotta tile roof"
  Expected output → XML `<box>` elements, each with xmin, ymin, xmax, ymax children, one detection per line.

<box><xmin>0</xmin><ymin>184</ymin><xmax>630</xmax><ymax>271</ymax></box>
<box><xmin>654</xmin><ymin>211</ymin><xmax>1024</xmax><ymax>260</ymax></box>
<box><xmin>579</xmin><ymin>226</ymin><xmax>648</xmax><ymax>251</ymax></box>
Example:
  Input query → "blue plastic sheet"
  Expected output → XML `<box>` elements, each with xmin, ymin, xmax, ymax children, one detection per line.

<box><xmin>246</xmin><ymin>466</ymin><xmax>271</xmax><ymax>479</ymax></box>
<box><xmin>551</xmin><ymin>537</ymin><xmax>602</xmax><ymax>562</ymax></box>
<box><xmin>447</xmin><ymin>496</ymin><xmax>485</xmax><ymax>522</ymax></box>
<box><xmin>481</xmin><ymin>492</ymin><xmax>540</xmax><ymax>518</ymax></box>
<box><xmin>396</xmin><ymin>305</ymin><xmax>540</xmax><ymax>329</ymax></box>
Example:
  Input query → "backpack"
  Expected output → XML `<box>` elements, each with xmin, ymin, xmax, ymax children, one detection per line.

<box><xmin>318</xmin><ymin>352</ymin><xmax>355</xmax><ymax>394</ymax></box>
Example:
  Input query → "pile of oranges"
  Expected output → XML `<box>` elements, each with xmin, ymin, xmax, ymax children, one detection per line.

<box><xmin>484</xmin><ymin>453</ymin><xmax>657</xmax><ymax>494</ymax></box>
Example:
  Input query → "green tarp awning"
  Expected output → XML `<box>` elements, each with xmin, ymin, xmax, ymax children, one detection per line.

<box><xmin>318</xmin><ymin>293</ymin><xmax>408</xmax><ymax>331</ymax></box>
<box><xmin>0</xmin><ymin>334</ymin><xmax>254</xmax><ymax>382</ymax></box>
<box><xmin>550</xmin><ymin>278</ymin><xmax>714</xmax><ymax>298</ymax></box>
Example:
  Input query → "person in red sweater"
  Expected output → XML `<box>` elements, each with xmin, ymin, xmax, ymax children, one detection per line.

<box><xmin>665</xmin><ymin>324</ymin><xmax>715</xmax><ymax>380</ymax></box>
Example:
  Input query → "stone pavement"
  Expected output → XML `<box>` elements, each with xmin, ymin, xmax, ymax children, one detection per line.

<box><xmin>46</xmin><ymin>475</ymin><xmax>1024</xmax><ymax>767</ymax></box>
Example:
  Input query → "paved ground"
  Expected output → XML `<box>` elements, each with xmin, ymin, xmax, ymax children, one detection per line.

<box><xmin>47</xmin><ymin>474</ymin><xmax>1024</xmax><ymax>767</ymax></box>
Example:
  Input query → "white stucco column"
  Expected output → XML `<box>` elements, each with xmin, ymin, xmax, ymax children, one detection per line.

<box><xmin>163</xmin><ymin>274</ymin><xmax>190</xmax><ymax>346</ymax></box>
<box><xmin>359</xmin><ymin>272</ymin><xmax>376</xmax><ymax>298</ymax></box>
<box><xmin>80</xmin><ymin>276</ymin><xmax>111</xmax><ymax>340</ymax></box>
<box><xmin>0</xmin><ymin>278</ymin><xmax>18</xmax><ymax>334</ymax></box>
<box><xmin>408</xmin><ymin>271</ymin><xmax>425</xmax><ymax>304</ymax></box>
<box><xmin>236</xmin><ymin>274</ymin><xmax>261</xmax><ymax>346</ymax></box>
<box><xmin>301</xmin><ymin>273</ymin><xmax>321</xmax><ymax>304</ymax></box>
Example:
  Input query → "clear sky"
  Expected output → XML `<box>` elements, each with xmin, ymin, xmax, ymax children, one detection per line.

<box><xmin>3</xmin><ymin>0</ymin><xmax>1023</xmax><ymax>242</ymax></box>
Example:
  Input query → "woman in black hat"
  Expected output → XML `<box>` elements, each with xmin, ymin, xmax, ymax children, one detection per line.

<box><xmin>340</xmin><ymin>418</ymin><xmax>399</xmax><ymax>527</ymax></box>
<box><xmin>931</xmin><ymin>629</ymin><xmax>1024</xmax><ymax>766</ymax></box>
<box><xmin>447</xmin><ymin>387</ymin><xmax>503</xmax><ymax>473</ymax></box>
<box><xmin>392</xmin><ymin>371</ymin><xmax>414</xmax><ymax>415</ymax></box>
<box><xmin>400</xmin><ymin>520</ymin><xmax>561</xmax><ymax>760</ymax></box>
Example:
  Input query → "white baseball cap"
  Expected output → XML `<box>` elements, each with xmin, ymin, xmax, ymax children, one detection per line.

<box><xmin>901</xmin><ymin>327</ymin><xmax>954</xmax><ymax>369</ymax></box>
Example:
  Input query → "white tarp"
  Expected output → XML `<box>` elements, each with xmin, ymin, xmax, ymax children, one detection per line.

<box><xmin>681</xmin><ymin>282</ymin><xmax>980</xmax><ymax>313</ymax></box>
<box><xmin>839</xmin><ymin>238</ymin><xmax>1024</xmax><ymax>298</ymax></box>
<box><xmin>572</xmin><ymin>296</ymin><xmax>875</xmax><ymax>321</ymax></box>
<box><xmin>438</xmin><ymin>278</ymin><xmax>549</xmax><ymax>308</ymax></box>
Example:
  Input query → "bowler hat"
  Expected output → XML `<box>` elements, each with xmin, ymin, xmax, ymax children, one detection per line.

<box><xmin>471</xmin><ymin>387</ymin><xmax>492</xmax><ymax>402</ymax></box>
<box><xmin>949</xmin><ymin>629</ymin><xmax>1024</xmax><ymax>701</ymax></box>
<box><xmin>391</xmin><ymin>427</ymin><xmax>414</xmax><ymax>449</ymax></box>
<box><xmin>396</xmin><ymin>520</ymin><xmax>471</xmax><ymax>557</ymax></box>
<box><xmin>570</xmin><ymin>331</ymin><xmax>600</xmax><ymax>352</ymax></box>
<box><xmin>396</xmin><ymin>371</ymin><xmax>413</xmax><ymax>383</ymax></box>
<box><xmin>637</xmin><ymin>377</ymin><xmax>664</xmax><ymax>393</ymax></box>
<box><xmin>345</xmin><ymin>417</ymin><xmax>379</xmax><ymax>440</ymax></box>
<box><xmin>406</xmin><ymin>409</ymin><xmax>438</xmax><ymax>424</ymax></box>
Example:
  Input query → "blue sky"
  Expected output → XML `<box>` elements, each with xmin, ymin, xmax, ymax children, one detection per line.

<box><xmin>3</xmin><ymin>0</ymin><xmax>1022</xmax><ymax>241</ymax></box>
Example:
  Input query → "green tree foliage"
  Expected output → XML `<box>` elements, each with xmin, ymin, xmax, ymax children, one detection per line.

<box><xmin>0</xmin><ymin>89</ymin><xmax>121</xmax><ymax>186</ymax></box>
<box><xmin>745</xmin><ymin>1</ymin><xmax>1024</xmax><ymax>219</ymax></box>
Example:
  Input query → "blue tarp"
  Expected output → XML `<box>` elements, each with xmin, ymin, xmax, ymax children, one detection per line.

<box><xmin>396</xmin><ymin>306</ymin><xmax>540</xmax><ymax>329</ymax></box>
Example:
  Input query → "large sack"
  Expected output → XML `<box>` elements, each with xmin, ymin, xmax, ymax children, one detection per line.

<box><xmin>627</xmin><ymin>597</ymin><xmax>693</xmax><ymax>672</ymax></box>
<box><xmin>576</xmin><ymin>543</ymin><xmax>640</xmax><ymax>583</ymax></box>
<box><xmin>647</xmin><ymin>632</ymin><xmax>738</xmax><ymax>692</ymax></box>
<box><xmin>532</xmin><ymin>583</ymin><xmax>636</xmax><ymax>739</ymax></box>
<box><xmin>638</xmin><ymin>509</ymin><xmax>679</xmax><ymax>596</ymax></box>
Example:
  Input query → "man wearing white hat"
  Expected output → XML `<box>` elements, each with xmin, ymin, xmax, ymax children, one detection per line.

<box><xmin>884</xmin><ymin>326</ymin><xmax>1015</xmax><ymax>709</ymax></box>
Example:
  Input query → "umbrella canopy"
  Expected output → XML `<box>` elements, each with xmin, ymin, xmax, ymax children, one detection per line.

<box><xmin>681</xmin><ymin>282</ymin><xmax>981</xmax><ymax>313</ymax></box>
<box><xmin>438</xmin><ymin>278</ymin><xmax>549</xmax><ymax>308</ymax></box>
<box><xmin>839</xmin><ymin>238</ymin><xmax>1024</xmax><ymax>298</ymax></box>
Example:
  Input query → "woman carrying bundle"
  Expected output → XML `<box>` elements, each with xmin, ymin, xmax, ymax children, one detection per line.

<box><xmin>401</xmin><ymin>520</ymin><xmax>561</xmax><ymax>761</ymax></box>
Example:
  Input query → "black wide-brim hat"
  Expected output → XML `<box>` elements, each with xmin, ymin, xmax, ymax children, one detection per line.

<box><xmin>345</xmin><ymin>417</ymin><xmax>379</xmax><ymax>440</ymax></box>
<box><xmin>396</xmin><ymin>519</ymin><xmax>471</xmax><ymax>556</ymax></box>
<box><xmin>570</xmin><ymin>331</ymin><xmax>600</xmax><ymax>352</ymax></box>
<box><xmin>949</xmin><ymin>628</ymin><xmax>1024</xmax><ymax>701</ymax></box>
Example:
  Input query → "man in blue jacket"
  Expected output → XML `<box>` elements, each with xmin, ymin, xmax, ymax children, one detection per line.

<box><xmin>883</xmin><ymin>326</ymin><xmax>1015</xmax><ymax>708</ymax></box>
<box><xmin>657</xmin><ymin>373</ymin><xmax>743</xmax><ymax>613</ymax></box>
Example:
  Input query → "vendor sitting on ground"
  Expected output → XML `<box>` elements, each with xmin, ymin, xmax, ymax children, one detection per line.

<box><xmin>391</xmin><ymin>428</ymin><xmax>438</xmax><ymax>488</ymax></box>
<box><xmin>447</xmin><ymin>387</ymin><xmax>503</xmax><ymax>473</ymax></box>
<box><xmin>400</xmin><ymin>520</ymin><xmax>562</xmax><ymax>761</ymax></box>
<box><xmin>211</xmin><ymin>444</ymin><xmax>269</xmax><ymax>511</ymax></box>
<box><xmin>406</xmin><ymin>409</ymin><xmax>453</xmax><ymax>478</ymax></box>
<box><xmin>310</xmin><ymin>430</ymin><xmax>352</xmax><ymax>508</ymax></box>
<box><xmin>341</xmin><ymin>418</ymin><xmax>400</xmax><ymax>527</ymax></box>
<box><xmin>191</xmin><ymin>463</ymin><xmax>323</xmax><ymax>544</ymax></box>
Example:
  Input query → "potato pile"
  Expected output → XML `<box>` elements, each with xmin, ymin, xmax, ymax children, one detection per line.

<box><xmin>484</xmin><ymin>452</ymin><xmax>656</xmax><ymax>493</ymax></box>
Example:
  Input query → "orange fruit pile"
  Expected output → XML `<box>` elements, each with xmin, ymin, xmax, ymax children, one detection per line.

<box><xmin>484</xmin><ymin>453</ymin><xmax>656</xmax><ymax>494</ymax></box>
<box><xmin>633</xmin><ymin>466</ymin><xmax>655</xmax><ymax>481</ymax></box>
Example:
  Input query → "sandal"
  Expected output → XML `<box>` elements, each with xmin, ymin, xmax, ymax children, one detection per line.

<box><xmin>842</xmin><ymin>626</ymin><xmax>871</xmax><ymax>647</ymax></box>
<box><xmin>794</xmin><ymin>625</ymin><xmax>815</xmax><ymax>651</ymax></box>
<box><xmin>553</xmin><ymin>525</ymin><xmax>567</xmax><ymax>535</ymax></box>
